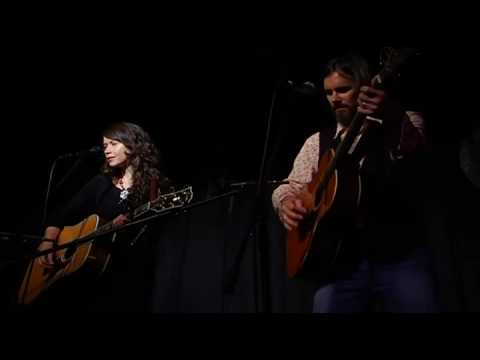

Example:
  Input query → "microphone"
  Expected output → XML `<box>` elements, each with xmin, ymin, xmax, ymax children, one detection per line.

<box><xmin>57</xmin><ymin>145</ymin><xmax>104</xmax><ymax>160</ymax></box>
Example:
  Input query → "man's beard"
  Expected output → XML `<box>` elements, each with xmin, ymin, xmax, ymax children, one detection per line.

<box><xmin>334</xmin><ymin>108</ymin><xmax>355</xmax><ymax>127</ymax></box>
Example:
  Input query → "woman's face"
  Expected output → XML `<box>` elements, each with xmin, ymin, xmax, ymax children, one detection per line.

<box><xmin>103</xmin><ymin>136</ymin><xmax>130</xmax><ymax>168</ymax></box>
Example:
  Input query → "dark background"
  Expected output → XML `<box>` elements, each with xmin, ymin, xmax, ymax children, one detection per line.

<box><xmin>1</xmin><ymin>26</ymin><xmax>479</xmax><ymax>312</ymax></box>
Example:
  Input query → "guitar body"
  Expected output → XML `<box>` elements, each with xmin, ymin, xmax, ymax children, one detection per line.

<box><xmin>18</xmin><ymin>214</ymin><xmax>101</xmax><ymax>305</ymax></box>
<box><xmin>287</xmin><ymin>148</ymin><xmax>361</xmax><ymax>279</ymax></box>
<box><xmin>17</xmin><ymin>186</ymin><xmax>193</xmax><ymax>305</ymax></box>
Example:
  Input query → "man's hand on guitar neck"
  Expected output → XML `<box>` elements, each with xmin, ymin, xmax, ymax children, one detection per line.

<box><xmin>357</xmin><ymin>85</ymin><xmax>386</xmax><ymax>116</ymax></box>
<box><xmin>357</xmin><ymin>85</ymin><xmax>404</xmax><ymax>126</ymax></box>
<box><xmin>279</xmin><ymin>197</ymin><xmax>307</xmax><ymax>231</ymax></box>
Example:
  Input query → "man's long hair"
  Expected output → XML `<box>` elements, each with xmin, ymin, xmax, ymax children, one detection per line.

<box><xmin>102</xmin><ymin>121</ymin><xmax>168</xmax><ymax>208</ymax></box>
<box><xmin>324</xmin><ymin>53</ymin><xmax>371</xmax><ymax>87</ymax></box>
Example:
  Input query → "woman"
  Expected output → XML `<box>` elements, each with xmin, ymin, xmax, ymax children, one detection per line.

<box><xmin>35</xmin><ymin>121</ymin><xmax>168</xmax><ymax>311</ymax></box>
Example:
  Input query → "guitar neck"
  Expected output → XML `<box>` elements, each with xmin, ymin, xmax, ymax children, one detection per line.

<box><xmin>91</xmin><ymin>186</ymin><xmax>193</xmax><ymax>238</ymax></box>
<box><xmin>95</xmin><ymin>201</ymin><xmax>150</xmax><ymax>235</ymax></box>
<box><xmin>317</xmin><ymin>112</ymin><xmax>368</xmax><ymax>192</ymax></box>
<box><xmin>71</xmin><ymin>186</ymin><xmax>193</xmax><ymax>247</ymax></box>
<box><xmin>335</xmin><ymin>113</ymin><xmax>367</xmax><ymax>159</ymax></box>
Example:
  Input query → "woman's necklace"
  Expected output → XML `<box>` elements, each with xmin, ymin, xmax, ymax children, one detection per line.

<box><xmin>118</xmin><ymin>177</ymin><xmax>130</xmax><ymax>201</ymax></box>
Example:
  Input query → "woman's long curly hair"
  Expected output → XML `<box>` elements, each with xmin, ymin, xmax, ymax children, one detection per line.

<box><xmin>102</xmin><ymin>122</ymin><xmax>168</xmax><ymax>209</ymax></box>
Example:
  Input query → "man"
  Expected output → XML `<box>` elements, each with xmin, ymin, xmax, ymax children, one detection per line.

<box><xmin>272</xmin><ymin>53</ymin><xmax>440</xmax><ymax>313</ymax></box>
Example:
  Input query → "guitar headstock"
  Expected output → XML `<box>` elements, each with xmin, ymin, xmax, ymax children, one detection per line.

<box><xmin>149</xmin><ymin>186</ymin><xmax>194</xmax><ymax>213</ymax></box>
<box><xmin>374</xmin><ymin>46</ymin><xmax>422</xmax><ymax>87</ymax></box>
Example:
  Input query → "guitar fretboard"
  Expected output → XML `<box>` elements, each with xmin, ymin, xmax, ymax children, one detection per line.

<box><xmin>91</xmin><ymin>187</ymin><xmax>193</xmax><ymax>237</ymax></box>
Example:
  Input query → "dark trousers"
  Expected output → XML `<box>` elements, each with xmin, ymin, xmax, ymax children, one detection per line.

<box><xmin>313</xmin><ymin>247</ymin><xmax>441</xmax><ymax>313</ymax></box>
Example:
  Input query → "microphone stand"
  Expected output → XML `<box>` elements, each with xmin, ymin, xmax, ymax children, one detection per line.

<box><xmin>41</xmin><ymin>151</ymin><xmax>103</xmax><ymax>231</ymax></box>
<box><xmin>15</xmin><ymin>188</ymin><xmax>250</xmax><ymax>306</ymax></box>
<box><xmin>223</xmin><ymin>79</ymin><xmax>284</xmax><ymax>313</ymax></box>
<box><xmin>41</xmin><ymin>157</ymin><xmax>61</xmax><ymax>231</ymax></box>
<box><xmin>25</xmin><ymin>188</ymin><xmax>248</xmax><ymax>261</ymax></box>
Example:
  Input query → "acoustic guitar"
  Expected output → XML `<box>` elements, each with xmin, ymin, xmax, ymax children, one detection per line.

<box><xmin>18</xmin><ymin>186</ymin><xmax>193</xmax><ymax>305</ymax></box>
<box><xmin>286</xmin><ymin>47</ymin><xmax>421</xmax><ymax>279</ymax></box>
